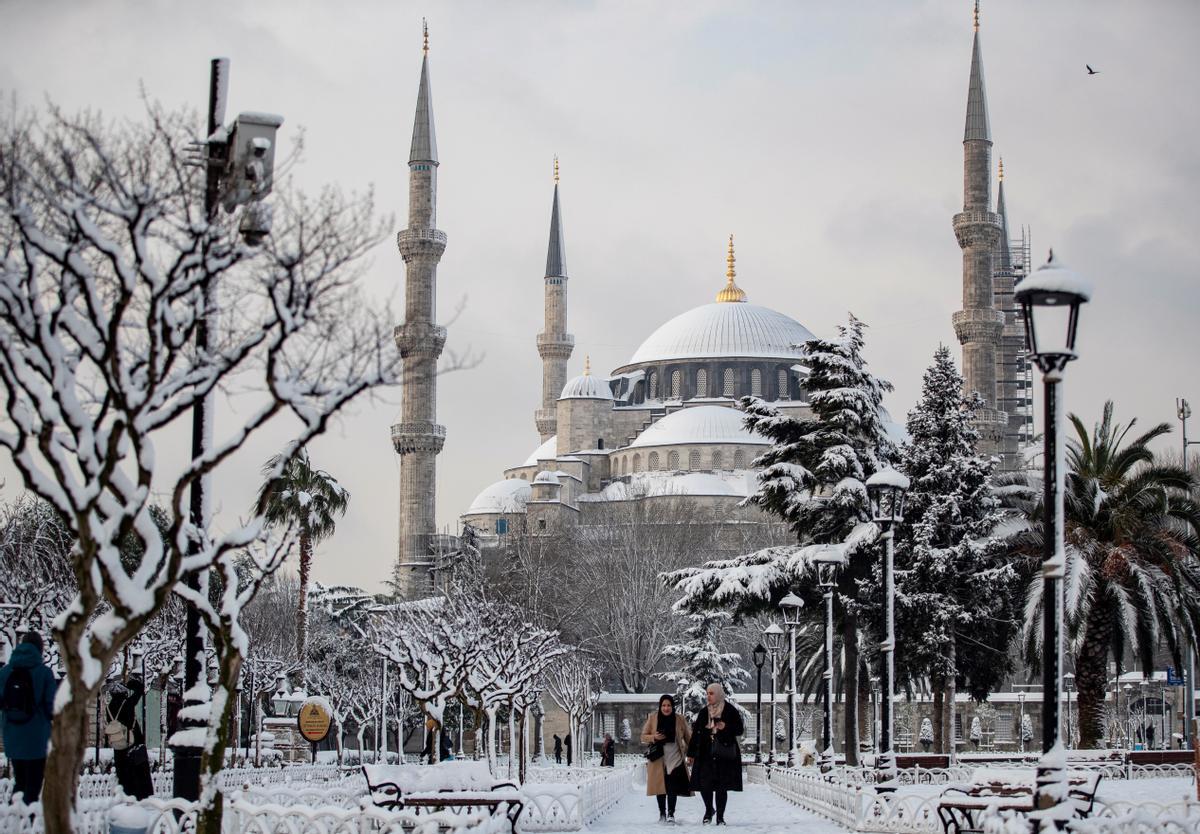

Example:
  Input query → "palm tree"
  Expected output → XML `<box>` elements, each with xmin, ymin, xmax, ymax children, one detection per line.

<box><xmin>1009</xmin><ymin>402</ymin><xmax>1200</xmax><ymax>748</ymax></box>
<box><xmin>254</xmin><ymin>447</ymin><xmax>349</xmax><ymax>685</ymax></box>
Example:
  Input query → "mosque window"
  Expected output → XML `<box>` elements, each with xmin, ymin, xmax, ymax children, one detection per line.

<box><xmin>667</xmin><ymin>450</ymin><xmax>680</xmax><ymax>470</ymax></box>
<box><xmin>711</xmin><ymin>450</ymin><xmax>723</xmax><ymax>470</ymax></box>
<box><xmin>495</xmin><ymin>518</ymin><xmax>508</xmax><ymax>535</ymax></box>
<box><xmin>632</xmin><ymin>453</ymin><xmax>642</xmax><ymax>473</ymax></box>
<box><xmin>778</xmin><ymin>368</ymin><xmax>790</xmax><ymax>399</ymax></box>
<box><xmin>670</xmin><ymin>370</ymin><xmax>681</xmax><ymax>399</ymax></box>
<box><xmin>689</xmin><ymin>449</ymin><xmax>701</xmax><ymax>470</ymax></box>
<box><xmin>751</xmin><ymin>369</ymin><xmax>762</xmax><ymax>398</ymax></box>
<box><xmin>696</xmin><ymin>369</ymin><xmax>708</xmax><ymax>397</ymax></box>
<box><xmin>734</xmin><ymin>449</ymin><xmax>746</xmax><ymax>468</ymax></box>
<box><xmin>597</xmin><ymin>438</ymin><xmax>604</xmax><ymax>450</ymax></box>
<box><xmin>648</xmin><ymin>372</ymin><xmax>658</xmax><ymax>400</ymax></box>
<box><xmin>723</xmin><ymin>368</ymin><xmax>735</xmax><ymax>397</ymax></box>
<box><xmin>649</xmin><ymin>452</ymin><xmax>660</xmax><ymax>470</ymax></box>
<box><xmin>538</xmin><ymin>518</ymin><xmax>546</xmax><ymax>531</ymax></box>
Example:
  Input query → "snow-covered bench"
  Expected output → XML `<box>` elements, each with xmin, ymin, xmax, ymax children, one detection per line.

<box><xmin>362</xmin><ymin>762</ymin><xmax>524</xmax><ymax>830</ymax></box>
<box><xmin>936</xmin><ymin>767</ymin><xmax>1102</xmax><ymax>834</ymax></box>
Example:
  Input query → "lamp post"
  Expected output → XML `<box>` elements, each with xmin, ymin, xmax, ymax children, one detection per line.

<box><xmin>1015</xmin><ymin>251</ymin><xmax>1091</xmax><ymax>813</ymax></box>
<box><xmin>1141</xmin><ymin>680</ymin><xmax>1149</xmax><ymax>749</ymax></box>
<box><xmin>814</xmin><ymin>553</ymin><xmax>844</xmax><ymax>772</ymax></box>
<box><xmin>763</xmin><ymin>623</ymin><xmax>784</xmax><ymax>765</ymax></box>
<box><xmin>1123</xmin><ymin>683</ymin><xmax>1133</xmax><ymax>749</ymax></box>
<box><xmin>869</xmin><ymin>675</ymin><xmax>880</xmax><ymax>755</ymax></box>
<box><xmin>1177</xmin><ymin>399</ymin><xmax>1200</xmax><ymax>749</ymax></box>
<box><xmin>131</xmin><ymin>645</ymin><xmax>147</xmax><ymax>749</ymax></box>
<box><xmin>779</xmin><ymin>593</ymin><xmax>804</xmax><ymax>767</ymax></box>
<box><xmin>752</xmin><ymin>643</ymin><xmax>767</xmax><ymax>763</ymax></box>
<box><xmin>1064</xmin><ymin>673</ymin><xmax>1074</xmax><ymax>750</ymax></box>
<box><xmin>1018</xmin><ymin>691</ymin><xmax>1026</xmax><ymax>754</ymax></box>
<box><xmin>866</xmin><ymin>466</ymin><xmax>909</xmax><ymax>781</ymax></box>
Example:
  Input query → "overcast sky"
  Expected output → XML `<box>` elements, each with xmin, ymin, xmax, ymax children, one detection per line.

<box><xmin>2</xmin><ymin>1</ymin><xmax>1197</xmax><ymax>593</ymax></box>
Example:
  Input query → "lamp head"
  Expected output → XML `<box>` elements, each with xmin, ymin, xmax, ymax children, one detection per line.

<box><xmin>778</xmin><ymin>592</ymin><xmax>805</xmax><ymax>627</ymax></box>
<box><xmin>1014</xmin><ymin>250</ymin><xmax>1091</xmax><ymax>373</ymax></box>
<box><xmin>762</xmin><ymin>623</ymin><xmax>785</xmax><ymax>654</ymax></box>
<box><xmin>865</xmin><ymin>466</ymin><xmax>910</xmax><ymax>525</ymax></box>
<box><xmin>752</xmin><ymin>643</ymin><xmax>767</xmax><ymax>669</ymax></box>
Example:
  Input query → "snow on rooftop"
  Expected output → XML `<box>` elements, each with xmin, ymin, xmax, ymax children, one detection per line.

<box><xmin>587</xmin><ymin>470</ymin><xmax>756</xmax><ymax>502</ymax></box>
<box><xmin>523</xmin><ymin>436</ymin><xmax>557</xmax><ymax>466</ymax></box>
<box><xmin>559</xmin><ymin>373</ymin><xmax>614</xmax><ymax>400</ymax></box>
<box><xmin>465</xmin><ymin>478</ymin><xmax>530</xmax><ymax>514</ymax></box>
<box><xmin>533</xmin><ymin>470</ymin><xmax>560</xmax><ymax>484</ymax></box>
<box><xmin>625</xmin><ymin>302</ymin><xmax>815</xmax><ymax>366</ymax></box>
<box><xmin>630</xmin><ymin>405</ymin><xmax>768</xmax><ymax>449</ymax></box>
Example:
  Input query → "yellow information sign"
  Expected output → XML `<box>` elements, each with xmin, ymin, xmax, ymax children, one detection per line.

<box><xmin>297</xmin><ymin>698</ymin><xmax>332</xmax><ymax>743</ymax></box>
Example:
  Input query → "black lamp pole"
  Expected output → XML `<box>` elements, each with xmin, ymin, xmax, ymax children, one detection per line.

<box><xmin>753</xmin><ymin>644</ymin><xmax>766</xmax><ymax>764</ymax></box>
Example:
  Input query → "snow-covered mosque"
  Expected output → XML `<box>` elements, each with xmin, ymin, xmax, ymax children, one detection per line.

<box><xmin>460</xmin><ymin>208</ymin><xmax>828</xmax><ymax>536</ymax></box>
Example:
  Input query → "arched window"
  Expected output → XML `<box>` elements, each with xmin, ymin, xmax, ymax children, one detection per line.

<box><xmin>597</xmin><ymin>437</ymin><xmax>604</xmax><ymax>450</ymax></box>
<box><xmin>667</xmin><ymin>450</ymin><xmax>680</xmax><ymax>470</ymax></box>
<box><xmin>696</xmin><ymin>369</ymin><xmax>708</xmax><ymax>398</ymax></box>
<box><xmin>632</xmin><ymin>453</ymin><xmax>642</xmax><ymax>473</ymax></box>
<box><xmin>648</xmin><ymin>372</ymin><xmax>658</xmax><ymax>400</ymax></box>
<box><xmin>689</xmin><ymin>449</ymin><xmax>701</xmax><ymax>470</ymax></box>
<box><xmin>711</xmin><ymin>450</ymin><xmax>723</xmax><ymax>470</ymax></box>
<box><xmin>734</xmin><ymin>449</ymin><xmax>746</xmax><ymax>468</ymax></box>
<box><xmin>670</xmin><ymin>370</ymin><xmax>682</xmax><ymax>399</ymax></box>
<box><xmin>723</xmin><ymin>368</ymin><xmax>735</xmax><ymax>397</ymax></box>
<box><xmin>648</xmin><ymin>451</ymin><xmax>660</xmax><ymax>470</ymax></box>
<box><xmin>778</xmin><ymin>368</ymin><xmax>790</xmax><ymax>400</ymax></box>
<box><xmin>751</xmin><ymin>369</ymin><xmax>763</xmax><ymax>398</ymax></box>
<box><xmin>621</xmin><ymin>457</ymin><xmax>627</xmax><ymax>475</ymax></box>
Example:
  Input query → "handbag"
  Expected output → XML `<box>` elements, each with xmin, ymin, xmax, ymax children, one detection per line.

<box><xmin>643</xmin><ymin>741</ymin><xmax>664</xmax><ymax>762</ymax></box>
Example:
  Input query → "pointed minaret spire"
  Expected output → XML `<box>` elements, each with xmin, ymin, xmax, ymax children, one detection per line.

<box><xmin>535</xmin><ymin>157</ymin><xmax>575</xmax><ymax>441</ymax></box>
<box><xmin>996</xmin><ymin>158</ymin><xmax>1012</xmax><ymax>271</ymax></box>
<box><xmin>964</xmin><ymin>1</ymin><xmax>990</xmax><ymax>143</ymax></box>
<box><xmin>410</xmin><ymin>21</ymin><xmax>438</xmax><ymax>167</ymax></box>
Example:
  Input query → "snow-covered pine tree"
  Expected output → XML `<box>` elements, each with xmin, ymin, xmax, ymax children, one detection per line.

<box><xmin>919</xmin><ymin>717</ymin><xmax>934</xmax><ymax>751</ymax></box>
<box><xmin>969</xmin><ymin>715</ymin><xmax>982</xmax><ymax>748</ymax></box>
<box><xmin>888</xmin><ymin>346</ymin><xmax>1022</xmax><ymax>754</ymax></box>
<box><xmin>671</xmin><ymin>314</ymin><xmax>895</xmax><ymax>766</ymax></box>
<box><xmin>661</xmin><ymin>611</ymin><xmax>749</xmax><ymax>719</ymax></box>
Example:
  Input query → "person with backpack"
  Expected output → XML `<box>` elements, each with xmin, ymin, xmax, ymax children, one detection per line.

<box><xmin>106</xmin><ymin>676</ymin><xmax>153</xmax><ymax>799</ymax></box>
<box><xmin>0</xmin><ymin>631</ymin><xmax>58</xmax><ymax>803</ymax></box>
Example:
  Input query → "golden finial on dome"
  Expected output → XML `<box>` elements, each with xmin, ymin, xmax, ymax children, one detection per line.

<box><xmin>973</xmin><ymin>0</ymin><xmax>980</xmax><ymax>33</ymax></box>
<box><xmin>998</xmin><ymin>156</ymin><xmax>1004</xmax><ymax>182</ymax></box>
<box><xmin>715</xmin><ymin>234</ymin><xmax>747</xmax><ymax>303</ymax></box>
<box><xmin>423</xmin><ymin>18</ymin><xmax>429</xmax><ymax>55</ymax></box>
<box><xmin>584</xmin><ymin>355</ymin><xmax>591</xmax><ymax>375</ymax></box>
<box><xmin>554</xmin><ymin>155</ymin><xmax>559</xmax><ymax>185</ymax></box>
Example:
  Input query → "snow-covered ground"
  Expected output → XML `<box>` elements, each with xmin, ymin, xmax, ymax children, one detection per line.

<box><xmin>589</xmin><ymin>783</ymin><xmax>848</xmax><ymax>832</ymax></box>
<box><xmin>886</xmin><ymin>776</ymin><xmax>1195</xmax><ymax>806</ymax></box>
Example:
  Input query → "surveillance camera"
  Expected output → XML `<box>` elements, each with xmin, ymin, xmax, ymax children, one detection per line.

<box><xmin>251</xmin><ymin>137</ymin><xmax>272</xmax><ymax>158</ymax></box>
<box><xmin>239</xmin><ymin>202</ymin><xmax>273</xmax><ymax>245</ymax></box>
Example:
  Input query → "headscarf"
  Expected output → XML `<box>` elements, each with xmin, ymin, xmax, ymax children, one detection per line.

<box><xmin>656</xmin><ymin>694</ymin><xmax>676</xmax><ymax>741</ymax></box>
<box><xmin>704</xmin><ymin>682</ymin><xmax>726</xmax><ymax>731</ymax></box>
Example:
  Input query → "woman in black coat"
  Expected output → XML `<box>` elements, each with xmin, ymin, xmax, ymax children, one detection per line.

<box><xmin>686</xmin><ymin>683</ymin><xmax>743</xmax><ymax>825</ymax></box>
<box><xmin>107</xmin><ymin>676</ymin><xmax>153</xmax><ymax>800</ymax></box>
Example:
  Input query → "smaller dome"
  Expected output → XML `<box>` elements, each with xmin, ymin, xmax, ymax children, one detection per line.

<box><xmin>466</xmin><ymin>479</ymin><xmax>530</xmax><ymax>514</ymax></box>
<box><xmin>524</xmin><ymin>436</ymin><xmax>557</xmax><ymax>466</ymax></box>
<box><xmin>534</xmin><ymin>470</ymin><xmax>560</xmax><ymax>484</ymax></box>
<box><xmin>560</xmin><ymin>359</ymin><xmax>614</xmax><ymax>400</ymax></box>
<box><xmin>630</xmin><ymin>405</ymin><xmax>768</xmax><ymax>448</ymax></box>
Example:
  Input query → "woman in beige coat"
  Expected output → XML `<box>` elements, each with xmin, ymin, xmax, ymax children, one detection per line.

<box><xmin>641</xmin><ymin>694</ymin><xmax>692</xmax><ymax>823</ymax></box>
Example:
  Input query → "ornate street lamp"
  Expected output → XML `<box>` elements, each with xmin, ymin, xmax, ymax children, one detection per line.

<box><xmin>779</xmin><ymin>592</ymin><xmax>804</xmax><ymax>767</ymax></box>
<box><xmin>1017</xmin><ymin>691</ymin><xmax>1027</xmax><ymax>754</ymax></box>
<box><xmin>763</xmin><ymin>623</ymin><xmax>784</xmax><ymax>765</ymax></box>
<box><xmin>813</xmin><ymin>552</ymin><xmax>845</xmax><ymax>772</ymax></box>
<box><xmin>1015</xmin><ymin>250</ymin><xmax>1091</xmax><ymax>814</ymax></box>
<box><xmin>1064</xmin><ymin>673</ymin><xmax>1075</xmax><ymax>749</ymax></box>
<box><xmin>271</xmin><ymin>673</ymin><xmax>289</xmax><ymax>717</ymax></box>
<box><xmin>753</xmin><ymin>643</ymin><xmax>767</xmax><ymax>763</ymax></box>
<box><xmin>866</xmin><ymin>466</ymin><xmax>909</xmax><ymax>781</ymax></box>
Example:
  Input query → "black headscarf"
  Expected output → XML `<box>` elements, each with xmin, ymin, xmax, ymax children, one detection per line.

<box><xmin>656</xmin><ymin>694</ymin><xmax>676</xmax><ymax>741</ymax></box>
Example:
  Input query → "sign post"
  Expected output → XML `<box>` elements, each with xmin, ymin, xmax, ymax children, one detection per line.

<box><xmin>297</xmin><ymin>697</ymin><xmax>333</xmax><ymax>764</ymax></box>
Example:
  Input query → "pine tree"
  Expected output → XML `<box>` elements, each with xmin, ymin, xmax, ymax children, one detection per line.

<box><xmin>888</xmin><ymin>346</ymin><xmax>1022</xmax><ymax>753</ymax></box>
<box><xmin>661</xmin><ymin>611</ymin><xmax>749</xmax><ymax>719</ymax></box>
<box><xmin>670</xmin><ymin>314</ymin><xmax>896</xmax><ymax>766</ymax></box>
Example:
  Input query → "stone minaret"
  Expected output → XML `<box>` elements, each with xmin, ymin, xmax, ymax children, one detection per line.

<box><xmin>952</xmin><ymin>1</ymin><xmax>1007</xmax><ymax>459</ymax></box>
<box><xmin>535</xmin><ymin>158</ymin><xmax>574</xmax><ymax>442</ymax></box>
<box><xmin>992</xmin><ymin>159</ymin><xmax>1026</xmax><ymax>471</ymax></box>
<box><xmin>392</xmin><ymin>22</ymin><xmax>446</xmax><ymax>598</ymax></box>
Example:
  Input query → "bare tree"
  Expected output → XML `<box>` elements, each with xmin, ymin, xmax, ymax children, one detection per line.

<box><xmin>0</xmin><ymin>102</ymin><xmax>403</xmax><ymax>829</ymax></box>
<box><xmin>543</xmin><ymin>654</ymin><xmax>601</xmax><ymax>760</ymax></box>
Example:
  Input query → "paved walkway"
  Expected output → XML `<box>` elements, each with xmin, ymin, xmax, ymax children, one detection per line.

<box><xmin>589</xmin><ymin>783</ymin><xmax>849</xmax><ymax>832</ymax></box>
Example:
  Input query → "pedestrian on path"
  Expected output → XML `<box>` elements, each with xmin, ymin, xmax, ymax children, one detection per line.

<box><xmin>0</xmin><ymin>632</ymin><xmax>57</xmax><ymax>803</ymax></box>
<box><xmin>642</xmin><ymin>693</ymin><xmax>692</xmax><ymax>824</ymax></box>
<box><xmin>553</xmin><ymin>734</ymin><xmax>563</xmax><ymax>764</ymax></box>
<box><xmin>601</xmin><ymin>732</ymin><xmax>615</xmax><ymax>766</ymax></box>
<box><xmin>687</xmin><ymin>682</ymin><xmax>743</xmax><ymax>825</ymax></box>
<box><xmin>106</xmin><ymin>676</ymin><xmax>153</xmax><ymax>800</ymax></box>
<box><xmin>564</xmin><ymin>732</ymin><xmax>573</xmax><ymax>766</ymax></box>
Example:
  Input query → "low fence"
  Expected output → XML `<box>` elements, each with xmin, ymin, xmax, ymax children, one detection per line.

<box><xmin>521</xmin><ymin>764</ymin><xmax>639</xmax><ymax>831</ymax></box>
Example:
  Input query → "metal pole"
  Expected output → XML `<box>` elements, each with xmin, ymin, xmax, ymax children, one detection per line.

<box><xmin>381</xmin><ymin>659</ymin><xmax>389</xmax><ymax>762</ymax></box>
<box><xmin>787</xmin><ymin>627</ymin><xmax>796</xmax><ymax>767</ymax></box>
<box><xmin>174</xmin><ymin>56</ymin><xmax>228</xmax><ymax>803</ymax></box>
<box><xmin>1034</xmin><ymin>369</ymin><xmax>1066</xmax><ymax>812</ymax></box>
<box><xmin>821</xmin><ymin>583</ymin><xmax>834</xmax><ymax>771</ymax></box>
<box><xmin>755</xmin><ymin>662</ymin><xmax>763</xmax><ymax>763</ymax></box>
<box><xmin>95</xmin><ymin>691</ymin><xmax>101</xmax><ymax>766</ymax></box>
<box><xmin>879</xmin><ymin>524</ymin><xmax>896</xmax><ymax>780</ymax></box>
<box><xmin>769</xmin><ymin>654</ymin><xmax>777</xmax><ymax>764</ymax></box>
<box><xmin>1180</xmin><ymin>400</ymin><xmax>1198</xmax><ymax>750</ymax></box>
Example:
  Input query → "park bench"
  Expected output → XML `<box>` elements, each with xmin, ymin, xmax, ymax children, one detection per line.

<box><xmin>1126</xmin><ymin>750</ymin><xmax>1194</xmax><ymax>766</ymax></box>
<box><xmin>362</xmin><ymin>761</ymin><xmax>524</xmax><ymax>831</ymax></box>
<box><xmin>896</xmin><ymin>753</ymin><xmax>951</xmax><ymax>770</ymax></box>
<box><xmin>936</xmin><ymin>767</ymin><xmax>1102</xmax><ymax>834</ymax></box>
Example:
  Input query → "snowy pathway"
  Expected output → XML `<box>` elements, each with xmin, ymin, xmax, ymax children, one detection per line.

<box><xmin>588</xmin><ymin>783</ymin><xmax>849</xmax><ymax>833</ymax></box>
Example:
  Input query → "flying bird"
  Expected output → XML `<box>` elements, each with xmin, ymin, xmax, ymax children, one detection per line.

<box><xmin>1086</xmin><ymin>64</ymin><xmax>1100</xmax><ymax>75</ymax></box>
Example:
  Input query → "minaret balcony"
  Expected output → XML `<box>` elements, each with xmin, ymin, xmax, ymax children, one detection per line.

<box><xmin>536</xmin><ymin>332</ymin><xmax>575</xmax><ymax>359</ymax></box>
<box><xmin>952</xmin><ymin>211</ymin><xmax>1002</xmax><ymax>248</ymax></box>
<box><xmin>394</xmin><ymin>321</ymin><xmax>447</xmax><ymax>357</ymax></box>
<box><xmin>952</xmin><ymin>308</ymin><xmax>1004</xmax><ymax>343</ymax></box>
<box><xmin>535</xmin><ymin>409</ymin><xmax>557</xmax><ymax>438</ymax></box>
<box><xmin>397</xmin><ymin>227</ymin><xmax>448</xmax><ymax>259</ymax></box>
<box><xmin>391</xmin><ymin>422</ymin><xmax>446</xmax><ymax>455</ymax></box>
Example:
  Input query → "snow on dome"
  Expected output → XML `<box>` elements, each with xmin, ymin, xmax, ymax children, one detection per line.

<box><xmin>590</xmin><ymin>470</ymin><xmax>754</xmax><ymax>501</ymax></box>
<box><xmin>626</xmin><ymin>302</ymin><xmax>815</xmax><ymax>366</ymax></box>
<box><xmin>466</xmin><ymin>479</ymin><xmax>530</xmax><ymax>514</ymax></box>
<box><xmin>630</xmin><ymin>405</ymin><xmax>768</xmax><ymax>448</ymax></box>
<box><xmin>523</xmin><ymin>436</ymin><xmax>557</xmax><ymax>466</ymax></box>
<box><xmin>534</xmin><ymin>470</ymin><xmax>560</xmax><ymax>484</ymax></box>
<box><xmin>559</xmin><ymin>373</ymin><xmax>614</xmax><ymax>400</ymax></box>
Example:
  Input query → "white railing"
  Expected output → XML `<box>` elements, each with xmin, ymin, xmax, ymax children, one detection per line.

<box><xmin>520</xmin><ymin>764</ymin><xmax>638</xmax><ymax>831</ymax></box>
<box><xmin>580</xmin><ymin>765</ymin><xmax>637</xmax><ymax>826</ymax></box>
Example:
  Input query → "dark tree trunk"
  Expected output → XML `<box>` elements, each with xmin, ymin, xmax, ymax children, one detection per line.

<box><xmin>295</xmin><ymin>530</ymin><xmax>312</xmax><ymax>686</ymax></box>
<box><xmin>932</xmin><ymin>676</ymin><xmax>945</xmax><ymax>754</ymax></box>
<box><xmin>1076</xmin><ymin>599</ymin><xmax>1116</xmax><ymax>748</ymax></box>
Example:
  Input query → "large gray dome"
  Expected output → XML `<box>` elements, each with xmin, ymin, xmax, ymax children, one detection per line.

<box><xmin>627</xmin><ymin>302</ymin><xmax>814</xmax><ymax>366</ymax></box>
